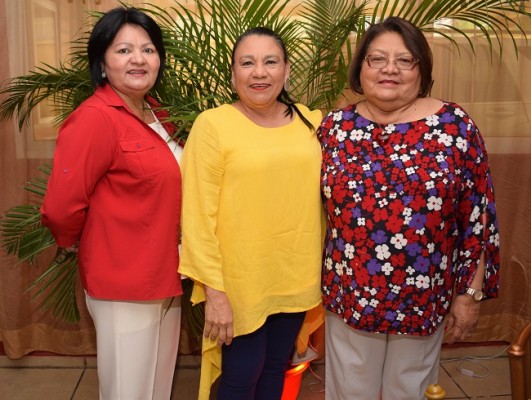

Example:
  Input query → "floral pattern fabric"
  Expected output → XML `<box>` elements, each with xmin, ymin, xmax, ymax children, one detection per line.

<box><xmin>318</xmin><ymin>102</ymin><xmax>500</xmax><ymax>336</ymax></box>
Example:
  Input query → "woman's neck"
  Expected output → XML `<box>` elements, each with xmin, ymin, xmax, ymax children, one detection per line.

<box><xmin>233</xmin><ymin>101</ymin><xmax>291</xmax><ymax>128</ymax></box>
<box><xmin>363</xmin><ymin>99</ymin><xmax>418</xmax><ymax>125</ymax></box>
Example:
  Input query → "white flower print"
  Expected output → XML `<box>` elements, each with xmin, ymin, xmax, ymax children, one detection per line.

<box><xmin>334</xmin><ymin>261</ymin><xmax>343</xmax><ymax>275</ymax></box>
<box><xmin>353</xmin><ymin>193</ymin><xmax>362</xmax><ymax>202</ymax></box>
<box><xmin>454</xmin><ymin>107</ymin><xmax>465</xmax><ymax>117</ymax></box>
<box><xmin>369</xmin><ymin>299</ymin><xmax>379</xmax><ymax>308</ymax></box>
<box><xmin>456</xmin><ymin>136</ymin><xmax>467</xmax><ymax>151</ymax></box>
<box><xmin>337</xmin><ymin>130</ymin><xmax>347</xmax><ymax>142</ymax></box>
<box><xmin>359</xmin><ymin>298</ymin><xmax>368</xmax><ymax>307</ymax></box>
<box><xmin>406</xmin><ymin>167</ymin><xmax>416</xmax><ymax>175</ymax></box>
<box><xmin>438</xmin><ymin>133</ymin><xmax>453</xmax><ymax>146</ymax></box>
<box><xmin>323</xmin><ymin>186</ymin><xmax>331</xmax><ymax>198</ymax></box>
<box><xmin>348</xmin><ymin>180</ymin><xmax>357</xmax><ymax>189</ymax></box>
<box><xmin>357</xmin><ymin>217</ymin><xmax>366</xmax><ymax>226</ymax></box>
<box><xmin>415</xmin><ymin>275</ymin><xmax>430</xmax><ymax>289</ymax></box>
<box><xmin>378</xmin><ymin>199</ymin><xmax>388</xmax><ymax>207</ymax></box>
<box><xmin>440</xmin><ymin>255</ymin><xmax>448</xmax><ymax>270</ymax></box>
<box><xmin>425</xmin><ymin>181</ymin><xmax>435</xmax><ymax>190</ymax></box>
<box><xmin>473</xmin><ymin>222</ymin><xmax>483</xmax><ymax>235</ymax></box>
<box><xmin>400</xmin><ymin>154</ymin><xmax>411</xmax><ymax>162</ymax></box>
<box><xmin>344</xmin><ymin>243</ymin><xmax>355</xmax><ymax>259</ymax></box>
<box><xmin>426</xmin><ymin>115</ymin><xmax>439</xmax><ymax>126</ymax></box>
<box><xmin>334</xmin><ymin>207</ymin><xmax>341</xmax><ymax>216</ymax></box>
<box><xmin>406</xmin><ymin>266</ymin><xmax>415</xmax><ymax>275</ymax></box>
<box><xmin>403</xmin><ymin>208</ymin><xmax>412</xmax><ymax>217</ymax></box>
<box><xmin>325</xmin><ymin>258</ymin><xmax>333</xmax><ymax>271</ymax></box>
<box><xmin>390</xmin><ymin>233</ymin><xmax>407</xmax><ymax>249</ymax></box>
<box><xmin>375</xmin><ymin>244</ymin><xmax>391</xmax><ymax>260</ymax></box>
<box><xmin>332</xmin><ymin>111</ymin><xmax>343</xmax><ymax>121</ymax></box>
<box><xmin>406</xmin><ymin>277</ymin><xmax>415</xmax><ymax>285</ymax></box>
<box><xmin>350</xmin><ymin>129</ymin><xmax>364</xmax><ymax>141</ymax></box>
<box><xmin>471</xmin><ymin>205</ymin><xmax>481</xmax><ymax>221</ymax></box>
<box><xmin>382</xmin><ymin>262</ymin><xmax>394</xmax><ymax>275</ymax></box>
<box><xmin>391</xmin><ymin>284</ymin><xmax>400</xmax><ymax>294</ymax></box>
<box><xmin>427</xmin><ymin>196</ymin><xmax>442</xmax><ymax>211</ymax></box>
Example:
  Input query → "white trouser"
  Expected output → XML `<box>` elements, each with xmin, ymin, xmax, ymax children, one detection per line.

<box><xmin>325</xmin><ymin>311</ymin><xmax>444</xmax><ymax>400</ymax></box>
<box><xmin>85</xmin><ymin>294</ymin><xmax>182</xmax><ymax>400</ymax></box>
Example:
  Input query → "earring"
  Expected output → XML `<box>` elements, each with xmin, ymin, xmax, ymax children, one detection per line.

<box><xmin>101</xmin><ymin>68</ymin><xmax>106</xmax><ymax>79</ymax></box>
<box><xmin>284</xmin><ymin>78</ymin><xmax>291</xmax><ymax>93</ymax></box>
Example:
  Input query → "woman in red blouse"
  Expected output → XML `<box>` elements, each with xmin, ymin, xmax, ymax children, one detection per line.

<box><xmin>318</xmin><ymin>17</ymin><xmax>499</xmax><ymax>399</ymax></box>
<box><xmin>41</xmin><ymin>7</ymin><xmax>182</xmax><ymax>400</ymax></box>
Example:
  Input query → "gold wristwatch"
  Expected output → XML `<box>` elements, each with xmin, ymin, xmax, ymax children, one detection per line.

<box><xmin>465</xmin><ymin>287</ymin><xmax>484</xmax><ymax>301</ymax></box>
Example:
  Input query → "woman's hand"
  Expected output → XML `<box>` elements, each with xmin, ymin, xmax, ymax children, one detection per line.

<box><xmin>445</xmin><ymin>294</ymin><xmax>481</xmax><ymax>343</ymax></box>
<box><xmin>204</xmin><ymin>286</ymin><xmax>234</xmax><ymax>346</ymax></box>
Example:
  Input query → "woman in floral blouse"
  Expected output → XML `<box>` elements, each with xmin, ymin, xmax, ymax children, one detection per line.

<box><xmin>318</xmin><ymin>17</ymin><xmax>499</xmax><ymax>399</ymax></box>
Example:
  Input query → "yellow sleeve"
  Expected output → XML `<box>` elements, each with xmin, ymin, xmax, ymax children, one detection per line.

<box><xmin>180</xmin><ymin>112</ymin><xmax>225</xmax><ymax>291</ymax></box>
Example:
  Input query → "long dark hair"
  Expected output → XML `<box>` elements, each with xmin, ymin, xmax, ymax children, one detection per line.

<box><xmin>87</xmin><ymin>7</ymin><xmax>166</xmax><ymax>88</ymax></box>
<box><xmin>231</xmin><ymin>27</ymin><xmax>315</xmax><ymax>131</ymax></box>
<box><xmin>349</xmin><ymin>17</ymin><xmax>433</xmax><ymax>97</ymax></box>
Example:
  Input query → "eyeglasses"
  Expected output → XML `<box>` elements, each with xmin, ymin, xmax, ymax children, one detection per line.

<box><xmin>364</xmin><ymin>55</ymin><xmax>419</xmax><ymax>70</ymax></box>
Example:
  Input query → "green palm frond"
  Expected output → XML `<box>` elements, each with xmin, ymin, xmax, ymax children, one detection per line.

<box><xmin>0</xmin><ymin>164</ymin><xmax>79</xmax><ymax>322</ymax></box>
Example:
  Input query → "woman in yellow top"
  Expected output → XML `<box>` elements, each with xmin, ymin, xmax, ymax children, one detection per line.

<box><xmin>179</xmin><ymin>27</ymin><xmax>323</xmax><ymax>399</ymax></box>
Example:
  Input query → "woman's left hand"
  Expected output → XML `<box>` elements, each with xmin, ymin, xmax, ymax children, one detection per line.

<box><xmin>445</xmin><ymin>294</ymin><xmax>481</xmax><ymax>343</ymax></box>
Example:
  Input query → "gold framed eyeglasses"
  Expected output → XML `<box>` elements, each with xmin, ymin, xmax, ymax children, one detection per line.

<box><xmin>364</xmin><ymin>55</ymin><xmax>419</xmax><ymax>70</ymax></box>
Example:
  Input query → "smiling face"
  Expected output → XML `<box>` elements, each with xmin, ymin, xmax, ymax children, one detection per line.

<box><xmin>103</xmin><ymin>23</ymin><xmax>161</xmax><ymax>103</ymax></box>
<box><xmin>231</xmin><ymin>34</ymin><xmax>290</xmax><ymax>111</ymax></box>
<box><xmin>360</xmin><ymin>31</ymin><xmax>421</xmax><ymax>109</ymax></box>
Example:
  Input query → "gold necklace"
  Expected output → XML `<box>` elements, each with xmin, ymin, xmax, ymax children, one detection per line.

<box><xmin>129</xmin><ymin>101</ymin><xmax>150</xmax><ymax>122</ymax></box>
<box><xmin>364</xmin><ymin>100</ymin><xmax>416</xmax><ymax>142</ymax></box>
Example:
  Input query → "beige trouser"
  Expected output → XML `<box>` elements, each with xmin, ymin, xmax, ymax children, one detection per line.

<box><xmin>325</xmin><ymin>311</ymin><xmax>444</xmax><ymax>400</ymax></box>
<box><xmin>85</xmin><ymin>294</ymin><xmax>181</xmax><ymax>400</ymax></box>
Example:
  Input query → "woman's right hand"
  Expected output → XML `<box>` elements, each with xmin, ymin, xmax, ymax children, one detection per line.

<box><xmin>204</xmin><ymin>286</ymin><xmax>234</xmax><ymax>346</ymax></box>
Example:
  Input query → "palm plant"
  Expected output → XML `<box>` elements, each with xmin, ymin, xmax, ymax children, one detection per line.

<box><xmin>0</xmin><ymin>0</ymin><xmax>528</xmax><ymax>324</ymax></box>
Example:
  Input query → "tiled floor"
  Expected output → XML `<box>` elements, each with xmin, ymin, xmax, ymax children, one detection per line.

<box><xmin>0</xmin><ymin>344</ymin><xmax>512</xmax><ymax>399</ymax></box>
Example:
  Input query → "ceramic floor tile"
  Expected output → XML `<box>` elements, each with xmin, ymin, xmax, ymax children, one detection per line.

<box><xmin>443</xmin><ymin>357</ymin><xmax>510</xmax><ymax>398</ymax></box>
<box><xmin>171</xmin><ymin>365</ymin><xmax>201</xmax><ymax>399</ymax></box>
<box><xmin>0</xmin><ymin>354</ymin><xmax>85</xmax><ymax>368</ymax></box>
<box><xmin>298</xmin><ymin>362</ymin><xmax>325</xmax><ymax>399</ymax></box>
<box><xmin>1</xmin><ymin>346</ymin><xmax>513</xmax><ymax>400</ymax></box>
<box><xmin>0</xmin><ymin>368</ymin><xmax>83</xmax><ymax>400</ymax></box>
<box><xmin>437</xmin><ymin>365</ymin><xmax>467</xmax><ymax>399</ymax></box>
<box><xmin>73</xmin><ymin>369</ymin><xmax>99</xmax><ymax>400</ymax></box>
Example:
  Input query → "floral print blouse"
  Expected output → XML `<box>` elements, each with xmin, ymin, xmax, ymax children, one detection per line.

<box><xmin>318</xmin><ymin>102</ymin><xmax>500</xmax><ymax>336</ymax></box>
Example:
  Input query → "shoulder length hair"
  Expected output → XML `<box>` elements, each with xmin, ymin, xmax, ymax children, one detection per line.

<box><xmin>87</xmin><ymin>7</ymin><xmax>166</xmax><ymax>88</ymax></box>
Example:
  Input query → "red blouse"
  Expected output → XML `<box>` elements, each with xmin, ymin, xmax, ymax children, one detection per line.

<box><xmin>41</xmin><ymin>84</ymin><xmax>182</xmax><ymax>300</ymax></box>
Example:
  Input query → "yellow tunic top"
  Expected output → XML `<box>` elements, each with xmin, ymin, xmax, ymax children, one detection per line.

<box><xmin>180</xmin><ymin>103</ymin><xmax>323</xmax><ymax>398</ymax></box>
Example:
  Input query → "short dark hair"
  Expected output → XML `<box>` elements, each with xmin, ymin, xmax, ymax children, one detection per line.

<box><xmin>87</xmin><ymin>7</ymin><xmax>166</xmax><ymax>88</ymax></box>
<box><xmin>231</xmin><ymin>27</ymin><xmax>314</xmax><ymax>131</ymax></box>
<box><xmin>349</xmin><ymin>17</ymin><xmax>433</xmax><ymax>97</ymax></box>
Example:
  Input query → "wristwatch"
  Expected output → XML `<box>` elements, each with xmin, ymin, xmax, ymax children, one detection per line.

<box><xmin>465</xmin><ymin>287</ymin><xmax>484</xmax><ymax>301</ymax></box>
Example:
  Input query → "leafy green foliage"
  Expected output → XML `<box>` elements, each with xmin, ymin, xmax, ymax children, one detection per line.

<box><xmin>0</xmin><ymin>0</ymin><xmax>528</xmax><ymax>323</ymax></box>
